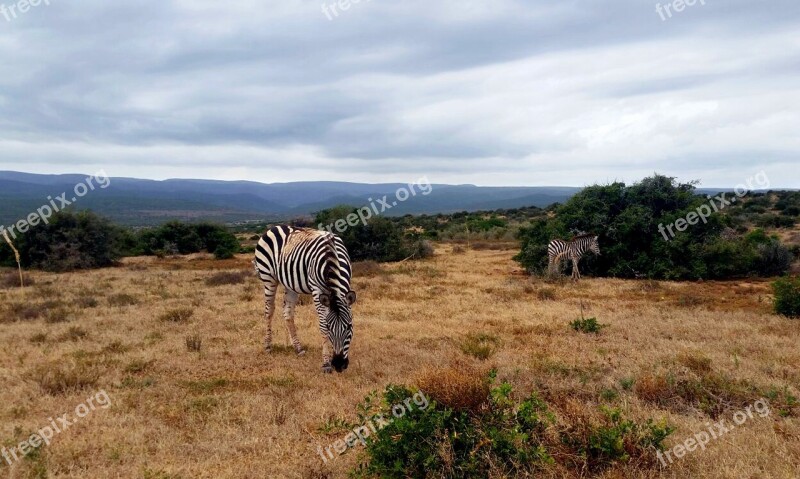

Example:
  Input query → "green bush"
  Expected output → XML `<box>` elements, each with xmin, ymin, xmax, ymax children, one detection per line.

<box><xmin>137</xmin><ymin>221</ymin><xmax>240</xmax><ymax>258</ymax></box>
<box><xmin>314</xmin><ymin>206</ymin><xmax>416</xmax><ymax>262</ymax></box>
<box><xmin>561</xmin><ymin>406</ymin><xmax>674</xmax><ymax>471</ymax></box>
<box><xmin>352</xmin><ymin>374</ymin><xmax>672</xmax><ymax>478</ymax></box>
<box><xmin>773</xmin><ymin>276</ymin><xmax>800</xmax><ymax>318</ymax></box>
<box><xmin>353</xmin><ymin>382</ymin><xmax>553</xmax><ymax>479</ymax></box>
<box><xmin>571</xmin><ymin>316</ymin><xmax>606</xmax><ymax>334</ymax></box>
<box><xmin>515</xmin><ymin>175</ymin><xmax>791</xmax><ymax>280</ymax></box>
<box><xmin>0</xmin><ymin>210</ymin><xmax>126</xmax><ymax>272</ymax></box>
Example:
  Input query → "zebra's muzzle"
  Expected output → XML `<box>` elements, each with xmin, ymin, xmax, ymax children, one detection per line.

<box><xmin>331</xmin><ymin>354</ymin><xmax>349</xmax><ymax>372</ymax></box>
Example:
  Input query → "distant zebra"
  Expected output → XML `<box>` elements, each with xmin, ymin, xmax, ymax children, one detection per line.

<box><xmin>548</xmin><ymin>234</ymin><xmax>601</xmax><ymax>280</ymax></box>
<box><xmin>254</xmin><ymin>225</ymin><xmax>357</xmax><ymax>373</ymax></box>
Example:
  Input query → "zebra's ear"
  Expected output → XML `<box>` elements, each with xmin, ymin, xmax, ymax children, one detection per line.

<box><xmin>346</xmin><ymin>290</ymin><xmax>357</xmax><ymax>306</ymax></box>
<box><xmin>318</xmin><ymin>293</ymin><xmax>331</xmax><ymax>308</ymax></box>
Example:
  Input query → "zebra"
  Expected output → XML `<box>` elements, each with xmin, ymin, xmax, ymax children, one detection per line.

<box><xmin>254</xmin><ymin>225</ymin><xmax>357</xmax><ymax>374</ymax></box>
<box><xmin>547</xmin><ymin>234</ymin><xmax>600</xmax><ymax>280</ymax></box>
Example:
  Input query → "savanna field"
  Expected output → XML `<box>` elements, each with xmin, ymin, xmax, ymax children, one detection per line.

<box><xmin>1</xmin><ymin>245</ymin><xmax>798</xmax><ymax>478</ymax></box>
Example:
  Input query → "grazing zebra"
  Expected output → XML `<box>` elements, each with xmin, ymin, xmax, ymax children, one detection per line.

<box><xmin>548</xmin><ymin>234</ymin><xmax>601</xmax><ymax>280</ymax></box>
<box><xmin>254</xmin><ymin>225</ymin><xmax>357</xmax><ymax>373</ymax></box>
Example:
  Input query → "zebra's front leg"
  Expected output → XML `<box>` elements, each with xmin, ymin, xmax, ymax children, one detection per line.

<box><xmin>263</xmin><ymin>282</ymin><xmax>278</xmax><ymax>352</ymax></box>
<box><xmin>282</xmin><ymin>290</ymin><xmax>306</xmax><ymax>355</ymax></box>
<box><xmin>321</xmin><ymin>337</ymin><xmax>333</xmax><ymax>374</ymax></box>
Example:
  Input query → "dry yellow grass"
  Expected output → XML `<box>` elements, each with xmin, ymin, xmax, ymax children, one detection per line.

<box><xmin>0</xmin><ymin>247</ymin><xmax>798</xmax><ymax>478</ymax></box>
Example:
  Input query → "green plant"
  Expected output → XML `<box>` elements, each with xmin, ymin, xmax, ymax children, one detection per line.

<box><xmin>460</xmin><ymin>333</ymin><xmax>501</xmax><ymax>360</ymax></box>
<box><xmin>571</xmin><ymin>317</ymin><xmax>606</xmax><ymax>334</ymax></box>
<box><xmin>772</xmin><ymin>276</ymin><xmax>800</xmax><ymax>318</ymax></box>
<box><xmin>562</xmin><ymin>406</ymin><xmax>674</xmax><ymax>471</ymax></box>
<box><xmin>353</xmin><ymin>381</ymin><xmax>553</xmax><ymax>479</ymax></box>
<box><xmin>620</xmin><ymin>377</ymin><xmax>635</xmax><ymax>391</ymax></box>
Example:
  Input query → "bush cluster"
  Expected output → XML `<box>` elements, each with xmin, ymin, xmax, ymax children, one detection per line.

<box><xmin>314</xmin><ymin>206</ymin><xmax>434</xmax><ymax>262</ymax></box>
<box><xmin>515</xmin><ymin>175</ymin><xmax>792</xmax><ymax>279</ymax></box>
<box><xmin>136</xmin><ymin>221</ymin><xmax>241</xmax><ymax>259</ymax></box>
<box><xmin>353</xmin><ymin>371</ymin><xmax>672</xmax><ymax>478</ymax></box>
<box><xmin>0</xmin><ymin>211</ymin><xmax>242</xmax><ymax>271</ymax></box>
<box><xmin>773</xmin><ymin>276</ymin><xmax>800</xmax><ymax>318</ymax></box>
<box><xmin>0</xmin><ymin>211</ymin><xmax>125</xmax><ymax>272</ymax></box>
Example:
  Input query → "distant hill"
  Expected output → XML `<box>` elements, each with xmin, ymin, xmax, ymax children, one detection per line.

<box><xmin>0</xmin><ymin>171</ymin><xmax>582</xmax><ymax>226</ymax></box>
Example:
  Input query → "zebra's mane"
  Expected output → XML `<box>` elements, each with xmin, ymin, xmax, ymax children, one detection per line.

<box><xmin>321</xmin><ymin>234</ymin><xmax>348</xmax><ymax>299</ymax></box>
<box><xmin>570</xmin><ymin>233</ymin><xmax>597</xmax><ymax>241</ymax></box>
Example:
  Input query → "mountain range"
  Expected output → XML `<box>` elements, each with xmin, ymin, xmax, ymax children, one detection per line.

<box><xmin>0</xmin><ymin>171</ymin><xmax>581</xmax><ymax>226</ymax></box>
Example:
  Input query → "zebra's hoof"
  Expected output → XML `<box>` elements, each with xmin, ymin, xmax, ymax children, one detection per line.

<box><xmin>265</xmin><ymin>345</ymin><xmax>272</xmax><ymax>353</ymax></box>
<box><xmin>322</xmin><ymin>364</ymin><xmax>333</xmax><ymax>374</ymax></box>
<box><xmin>296</xmin><ymin>349</ymin><xmax>306</xmax><ymax>356</ymax></box>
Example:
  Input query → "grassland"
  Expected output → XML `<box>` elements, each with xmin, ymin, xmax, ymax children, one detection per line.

<box><xmin>0</xmin><ymin>247</ymin><xmax>798</xmax><ymax>478</ymax></box>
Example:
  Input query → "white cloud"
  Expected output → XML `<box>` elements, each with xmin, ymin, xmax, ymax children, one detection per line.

<box><xmin>0</xmin><ymin>0</ymin><xmax>798</xmax><ymax>187</ymax></box>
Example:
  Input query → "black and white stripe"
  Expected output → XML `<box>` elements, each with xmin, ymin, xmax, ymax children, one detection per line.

<box><xmin>547</xmin><ymin>234</ymin><xmax>600</xmax><ymax>280</ymax></box>
<box><xmin>255</xmin><ymin>225</ymin><xmax>357</xmax><ymax>373</ymax></box>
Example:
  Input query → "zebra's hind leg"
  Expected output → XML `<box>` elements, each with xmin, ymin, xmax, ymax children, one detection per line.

<box><xmin>282</xmin><ymin>290</ymin><xmax>306</xmax><ymax>355</ymax></box>
<box><xmin>263</xmin><ymin>281</ymin><xmax>278</xmax><ymax>352</ymax></box>
<box><xmin>571</xmin><ymin>257</ymin><xmax>581</xmax><ymax>281</ymax></box>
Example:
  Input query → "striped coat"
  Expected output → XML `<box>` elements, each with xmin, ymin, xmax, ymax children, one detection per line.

<box><xmin>254</xmin><ymin>225</ymin><xmax>356</xmax><ymax>373</ymax></box>
<box><xmin>547</xmin><ymin>234</ymin><xmax>601</xmax><ymax>280</ymax></box>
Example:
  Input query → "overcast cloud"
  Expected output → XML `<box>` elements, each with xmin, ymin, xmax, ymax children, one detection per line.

<box><xmin>0</xmin><ymin>0</ymin><xmax>798</xmax><ymax>187</ymax></box>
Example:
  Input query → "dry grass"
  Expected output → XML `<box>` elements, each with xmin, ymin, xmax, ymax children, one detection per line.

<box><xmin>415</xmin><ymin>362</ymin><xmax>490</xmax><ymax>413</ymax></box>
<box><xmin>205</xmin><ymin>269</ymin><xmax>251</xmax><ymax>286</ymax></box>
<box><xmin>0</xmin><ymin>249</ymin><xmax>797</xmax><ymax>478</ymax></box>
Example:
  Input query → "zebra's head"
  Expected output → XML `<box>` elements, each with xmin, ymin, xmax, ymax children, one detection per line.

<box><xmin>319</xmin><ymin>290</ymin><xmax>357</xmax><ymax>372</ymax></box>
<box><xmin>590</xmin><ymin>235</ymin><xmax>601</xmax><ymax>255</ymax></box>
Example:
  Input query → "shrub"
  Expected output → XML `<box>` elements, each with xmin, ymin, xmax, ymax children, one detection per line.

<box><xmin>571</xmin><ymin>316</ymin><xmax>606</xmax><ymax>334</ymax></box>
<box><xmin>61</xmin><ymin>326</ymin><xmax>88</xmax><ymax>341</ymax></box>
<box><xmin>514</xmin><ymin>175</ymin><xmax>791</xmax><ymax>280</ymax></box>
<box><xmin>561</xmin><ymin>406</ymin><xmax>674</xmax><ymax>471</ymax></box>
<box><xmin>353</xmin><ymin>373</ymin><xmax>672</xmax><ymax>478</ymax></box>
<box><xmin>536</xmin><ymin>288</ymin><xmax>557</xmax><ymax>301</ymax></box>
<box><xmin>773</xmin><ymin>276</ymin><xmax>800</xmax><ymax>318</ymax></box>
<box><xmin>186</xmin><ymin>334</ymin><xmax>202</xmax><ymax>352</ymax></box>
<box><xmin>410</xmin><ymin>239</ymin><xmax>434</xmax><ymax>259</ymax></box>
<box><xmin>107</xmin><ymin>293</ymin><xmax>139</xmax><ymax>307</ymax></box>
<box><xmin>30</xmin><ymin>361</ymin><xmax>100</xmax><ymax>395</ymax></box>
<box><xmin>45</xmin><ymin>307</ymin><xmax>72</xmax><ymax>324</ymax></box>
<box><xmin>460</xmin><ymin>333</ymin><xmax>501</xmax><ymax>360</ymax></box>
<box><xmin>136</xmin><ymin>221</ymin><xmax>240</xmax><ymax>259</ymax></box>
<box><xmin>353</xmin><ymin>380</ymin><xmax>551</xmax><ymax>478</ymax></box>
<box><xmin>0</xmin><ymin>270</ymin><xmax>32</xmax><ymax>289</ymax></box>
<box><xmin>160</xmin><ymin>307</ymin><xmax>194</xmax><ymax>323</ymax></box>
<box><xmin>0</xmin><ymin>211</ymin><xmax>126</xmax><ymax>272</ymax></box>
<box><xmin>205</xmin><ymin>270</ymin><xmax>249</xmax><ymax>286</ymax></box>
<box><xmin>313</xmin><ymin>207</ymin><xmax>419</xmax><ymax>262</ymax></box>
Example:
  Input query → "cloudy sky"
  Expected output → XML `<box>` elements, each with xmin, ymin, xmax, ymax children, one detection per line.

<box><xmin>0</xmin><ymin>0</ymin><xmax>798</xmax><ymax>187</ymax></box>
